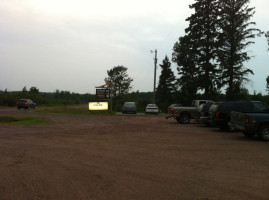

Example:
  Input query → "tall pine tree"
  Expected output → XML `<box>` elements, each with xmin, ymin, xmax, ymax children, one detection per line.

<box><xmin>265</xmin><ymin>31</ymin><xmax>269</xmax><ymax>51</ymax></box>
<box><xmin>173</xmin><ymin>35</ymin><xmax>199</xmax><ymax>104</ymax></box>
<box><xmin>184</xmin><ymin>0</ymin><xmax>221</xmax><ymax>99</ymax></box>
<box><xmin>156</xmin><ymin>56</ymin><xmax>176</xmax><ymax>111</ymax></box>
<box><xmin>265</xmin><ymin>31</ymin><xmax>269</xmax><ymax>94</ymax></box>
<box><xmin>218</xmin><ymin>0</ymin><xmax>262</xmax><ymax>100</ymax></box>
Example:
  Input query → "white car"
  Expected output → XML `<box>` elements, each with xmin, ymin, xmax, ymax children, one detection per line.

<box><xmin>145</xmin><ymin>104</ymin><xmax>159</xmax><ymax>114</ymax></box>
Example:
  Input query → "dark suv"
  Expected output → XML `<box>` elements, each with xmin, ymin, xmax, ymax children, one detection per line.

<box><xmin>17</xmin><ymin>99</ymin><xmax>36</xmax><ymax>109</ymax></box>
<box><xmin>208</xmin><ymin>101</ymin><xmax>268</xmax><ymax>130</ymax></box>
<box><xmin>122</xmin><ymin>102</ymin><xmax>137</xmax><ymax>114</ymax></box>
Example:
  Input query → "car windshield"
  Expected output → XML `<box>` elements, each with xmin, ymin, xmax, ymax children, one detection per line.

<box><xmin>124</xmin><ymin>102</ymin><xmax>135</xmax><ymax>106</ymax></box>
<box><xmin>147</xmin><ymin>104</ymin><xmax>157</xmax><ymax>107</ymax></box>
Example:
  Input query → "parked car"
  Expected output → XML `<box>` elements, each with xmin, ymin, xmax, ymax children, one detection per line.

<box><xmin>17</xmin><ymin>99</ymin><xmax>36</xmax><ymax>109</ymax></box>
<box><xmin>229</xmin><ymin>105</ymin><xmax>269</xmax><ymax>140</ymax></box>
<box><xmin>169</xmin><ymin>104</ymin><xmax>182</xmax><ymax>107</ymax></box>
<box><xmin>122</xmin><ymin>102</ymin><xmax>137</xmax><ymax>114</ymax></box>
<box><xmin>208</xmin><ymin>101</ymin><xmax>268</xmax><ymax>130</ymax></box>
<box><xmin>166</xmin><ymin>100</ymin><xmax>213</xmax><ymax>124</ymax></box>
<box><xmin>145</xmin><ymin>104</ymin><xmax>159</xmax><ymax>114</ymax></box>
<box><xmin>198</xmin><ymin>102</ymin><xmax>214</xmax><ymax>126</ymax></box>
<box><xmin>192</xmin><ymin>100</ymin><xmax>214</xmax><ymax>108</ymax></box>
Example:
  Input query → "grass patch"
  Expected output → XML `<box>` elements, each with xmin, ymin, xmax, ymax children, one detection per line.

<box><xmin>0</xmin><ymin>115</ymin><xmax>49</xmax><ymax>125</ymax></box>
<box><xmin>34</xmin><ymin>105</ymin><xmax>116</xmax><ymax>116</ymax></box>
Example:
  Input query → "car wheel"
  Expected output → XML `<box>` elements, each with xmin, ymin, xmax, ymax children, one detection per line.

<box><xmin>243</xmin><ymin>131</ymin><xmax>255</xmax><ymax>137</ymax></box>
<box><xmin>219</xmin><ymin>125</ymin><xmax>229</xmax><ymax>131</ymax></box>
<box><xmin>258</xmin><ymin>125</ymin><xmax>269</xmax><ymax>141</ymax></box>
<box><xmin>180</xmin><ymin>114</ymin><xmax>190</xmax><ymax>124</ymax></box>
<box><xmin>176</xmin><ymin>118</ymin><xmax>181</xmax><ymax>124</ymax></box>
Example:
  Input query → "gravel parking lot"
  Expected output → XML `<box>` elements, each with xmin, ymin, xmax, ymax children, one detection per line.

<box><xmin>0</xmin><ymin>108</ymin><xmax>269</xmax><ymax>200</ymax></box>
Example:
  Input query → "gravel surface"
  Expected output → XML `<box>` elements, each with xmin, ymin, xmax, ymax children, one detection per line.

<box><xmin>0</xmin><ymin>108</ymin><xmax>269</xmax><ymax>200</ymax></box>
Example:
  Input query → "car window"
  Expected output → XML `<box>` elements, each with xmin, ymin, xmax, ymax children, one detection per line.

<box><xmin>253</xmin><ymin>102</ymin><xmax>268</xmax><ymax>111</ymax></box>
<box><xmin>124</xmin><ymin>102</ymin><xmax>135</xmax><ymax>106</ymax></box>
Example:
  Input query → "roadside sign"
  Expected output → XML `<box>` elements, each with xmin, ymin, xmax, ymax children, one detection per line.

<box><xmin>96</xmin><ymin>89</ymin><xmax>111</xmax><ymax>99</ymax></box>
<box><xmin>89</xmin><ymin>102</ymin><xmax>108</xmax><ymax>111</ymax></box>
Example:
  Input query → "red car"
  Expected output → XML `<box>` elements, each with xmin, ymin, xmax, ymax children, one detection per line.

<box><xmin>17</xmin><ymin>99</ymin><xmax>36</xmax><ymax>109</ymax></box>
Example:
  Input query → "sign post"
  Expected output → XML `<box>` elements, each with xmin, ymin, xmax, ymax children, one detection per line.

<box><xmin>95</xmin><ymin>82</ymin><xmax>113</xmax><ymax>112</ymax></box>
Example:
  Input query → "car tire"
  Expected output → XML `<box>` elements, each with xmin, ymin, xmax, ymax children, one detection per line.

<box><xmin>176</xmin><ymin>118</ymin><xmax>181</xmax><ymax>124</ymax></box>
<box><xmin>180</xmin><ymin>114</ymin><xmax>190</xmax><ymax>124</ymax></box>
<box><xmin>258</xmin><ymin>125</ymin><xmax>269</xmax><ymax>141</ymax></box>
<box><xmin>243</xmin><ymin>131</ymin><xmax>255</xmax><ymax>137</ymax></box>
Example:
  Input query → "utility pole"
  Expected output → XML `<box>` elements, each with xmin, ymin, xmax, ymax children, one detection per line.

<box><xmin>151</xmin><ymin>49</ymin><xmax>157</xmax><ymax>104</ymax></box>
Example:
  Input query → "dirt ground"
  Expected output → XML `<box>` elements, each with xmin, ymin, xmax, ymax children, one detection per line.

<box><xmin>0</xmin><ymin>108</ymin><xmax>269</xmax><ymax>200</ymax></box>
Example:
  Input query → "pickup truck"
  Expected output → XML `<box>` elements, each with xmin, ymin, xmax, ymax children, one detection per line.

<box><xmin>165</xmin><ymin>100</ymin><xmax>213</xmax><ymax>124</ymax></box>
<box><xmin>229</xmin><ymin>110</ymin><xmax>269</xmax><ymax>141</ymax></box>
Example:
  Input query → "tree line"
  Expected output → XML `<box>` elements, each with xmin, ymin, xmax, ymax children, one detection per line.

<box><xmin>104</xmin><ymin>0</ymin><xmax>269</xmax><ymax>112</ymax></box>
<box><xmin>0</xmin><ymin>87</ymin><xmax>94</xmax><ymax>107</ymax></box>
<box><xmin>1</xmin><ymin>0</ymin><xmax>269</xmax><ymax>112</ymax></box>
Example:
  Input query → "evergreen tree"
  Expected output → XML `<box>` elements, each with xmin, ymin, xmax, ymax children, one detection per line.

<box><xmin>184</xmin><ymin>0</ymin><xmax>221</xmax><ymax>99</ymax></box>
<box><xmin>156</xmin><ymin>56</ymin><xmax>176</xmax><ymax>110</ymax></box>
<box><xmin>265</xmin><ymin>31</ymin><xmax>269</xmax><ymax>95</ymax></box>
<box><xmin>173</xmin><ymin>35</ymin><xmax>199</xmax><ymax>104</ymax></box>
<box><xmin>266</xmin><ymin>31</ymin><xmax>269</xmax><ymax>51</ymax></box>
<box><xmin>104</xmin><ymin>65</ymin><xmax>133</xmax><ymax>97</ymax></box>
<box><xmin>22</xmin><ymin>86</ymin><xmax>27</xmax><ymax>93</ymax></box>
<box><xmin>266</xmin><ymin>76</ymin><xmax>269</xmax><ymax>95</ymax></box>
<box><xmin>218</xmin><ymin>0</ymin><xmax>262</xmax><ymax>100</ymax></box>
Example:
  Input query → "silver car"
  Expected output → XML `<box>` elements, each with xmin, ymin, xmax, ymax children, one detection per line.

<box><xmin>122</xmin><ymin>102</ymin><xmax>137</xmax><ymax>114</ymax></box>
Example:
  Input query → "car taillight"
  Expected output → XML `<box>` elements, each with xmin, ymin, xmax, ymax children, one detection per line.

<box><xmin>134</xmin><ymin>105</ymin><xmax>136</xmax><ymax>109</ymax></box>
<box><xmin>16</xmin><ymin>102</ymin><xmax>18</xmax><ymax>105</ymax></box>
<box><xmin>25</xmin><ymin>102</ymin><xmax>28</xmax><ymax>105</ymax></box>
<box><xmin>244</xmin><ymin>115</ymin><xmax>249</xmax><ymax>123</ymax></box>
<box><xmin>216</xmin><ymin>112</ymin><xmax>220</xmax><ymax>119</ymax></box>
<box><xmin>171</xmin><ymin>107</ymin><xmax>174</xmax><ymax>113</ymax></box>
<box><xmin>201</xmin><ymin>112</ymin><xmax>205</xmax><ymax>117</ymax></box>
<box><xmin>123</xmin><ymin>106</ymin><xmax>125</xmax><ymax>109</ymax></box>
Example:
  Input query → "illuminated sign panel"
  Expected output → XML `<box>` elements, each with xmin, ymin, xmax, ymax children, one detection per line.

<box><xmin>89</xmin><ymin>102</ymin><xmax>108</xmax><ymax>111</ymax></box>
<box><xmin>96</xmin><ymin>89</ymin><xmax>111</xmax><ymax>99</ymax></box>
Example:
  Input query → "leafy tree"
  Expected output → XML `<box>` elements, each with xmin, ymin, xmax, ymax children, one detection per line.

<box><xmin>29</xmin><ymin>86</ymin><xmax>39</xmax><ymax>95</ymax></box>
<box><xmin>218</xmin><ymin>0</ymin><xmax>262</xmax><ymax>100</ymax></box>
<box><xmin>156</xmin><ymin>56</ymin><xmax>176</xmax><ymax>111</ymax></box>
<box><xmin>104</xmin><ymin>65</ymin><xmax>133</xmax><ymax>97</ymax></box>
<box><xmin>183</xmin><ymin>0</ymin><xmax>221</xmax><ymax>99</ymax></box>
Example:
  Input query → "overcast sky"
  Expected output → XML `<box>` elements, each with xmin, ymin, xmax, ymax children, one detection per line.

<box><xmin>0</xmin><ymin>0</ymin><xmax>268</xmax><ymax>94</ymax></box>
